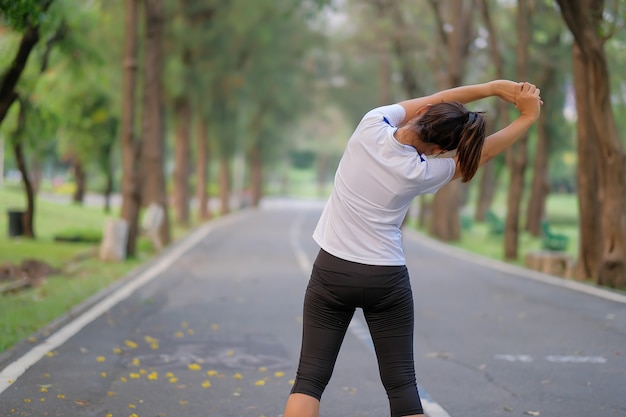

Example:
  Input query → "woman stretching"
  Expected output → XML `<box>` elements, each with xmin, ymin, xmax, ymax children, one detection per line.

<box><xmin>283</xmin><ymin>80</ymin><xmax>542</xmax><ymax>417</ymax></box>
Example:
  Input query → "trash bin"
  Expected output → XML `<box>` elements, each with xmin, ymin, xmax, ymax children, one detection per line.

<box><xmin>8</xmin><ymin>210</ymin><xmax>25</xmax><ymax>237</ymax></box>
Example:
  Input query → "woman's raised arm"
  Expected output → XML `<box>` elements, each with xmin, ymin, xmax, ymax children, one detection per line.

<box><xmin>397</xmin><ymin>80</ymin><xmax>521</xmax><ymax>125</ymax></box>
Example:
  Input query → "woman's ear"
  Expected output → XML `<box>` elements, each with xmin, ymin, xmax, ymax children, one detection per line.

<box><xmin>414</xmin><ymin>104</ymin><xmax>432</xmax><ymax>118</ymax></box>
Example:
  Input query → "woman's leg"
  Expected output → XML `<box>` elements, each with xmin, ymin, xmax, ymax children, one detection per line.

<box><xmin>283</xmin><ymin>393</ymin><xmax>320</xmax><ymax>417</ymax></box>
<box><xmin>285</xmin><ymin>266</ymin><xmax>355</xmax><ymax>417</ymax></box>
<box><xmin>363</xmin><ymin>282</ymin><xmax>424</xmax><ymax>417</ymax></box>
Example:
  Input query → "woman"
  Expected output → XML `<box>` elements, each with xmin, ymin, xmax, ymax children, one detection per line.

<box><xmin>284</xmin><ymin>80</ymin><xmax>542</xmax><ymax>417</ymax></box>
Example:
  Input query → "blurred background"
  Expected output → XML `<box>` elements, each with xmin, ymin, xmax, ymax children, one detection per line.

<box><xmin>1</xmin><ymin>0</ymin><xmax>625</xmax><ymax>349</ymax></box>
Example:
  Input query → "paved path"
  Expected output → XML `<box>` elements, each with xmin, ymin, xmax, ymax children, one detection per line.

<box><xmin>1</xmin><ymin>199</ymin><xmax>625</xmax><ymax>417</ymax></box>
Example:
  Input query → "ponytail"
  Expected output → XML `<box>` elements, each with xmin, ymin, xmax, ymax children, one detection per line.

<box><xmin>408</xmin><ymin>101</ymin><xmax>486</xmax><ymax>182</ymax></box>
<box><xmin>456</xmin><ymin>111</ymin><xmax>486</xmax><ymax>182</ymax></box>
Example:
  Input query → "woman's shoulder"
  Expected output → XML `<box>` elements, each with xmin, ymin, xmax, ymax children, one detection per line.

<box><xmin>362</xmin><ymin>104</ymin><xmax>405</xmax><ymax>127</ymax></box>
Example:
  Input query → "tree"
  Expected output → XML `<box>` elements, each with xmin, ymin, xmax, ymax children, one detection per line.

<box><xmin>0</xmin><ymin>1</ymin><xmax>67</xmax><ymax>238</ymax></box>
<box><xmin>525</xmin><ymin>23</ymin><xmax>567</xmax><ymax>236</ymax></box>
<box><xmin>0</xmin><ymin>0</ymin><xmax>54</xmax><ymax>127</ymax></box>
<box><xmin>428</xmin><ymin>0</ymin><xmax>478</xmax><ymax>241</ymax></box>
<box><xmin>503</xmin><ymin>0</ymin><xmax>531</xmax><ymax>260</ymax></box>
<box><xmin>141</xmin><ymin>0</ymin><xmax>170</xmax><ymax>246</ymax></box>
<box><xmin>119</xmin><ymin>0</ymin><xmax>143</xmax><ymax>257</ymax></box>
<box><xmin>556</xmin><ymin>0</ymin><xmax>626</xmax><ymax>287</ymax></box>
<box><xmin>475</xmin><ymin>0</ymin><xmax>510</xmax><ymax>222</ymax></box>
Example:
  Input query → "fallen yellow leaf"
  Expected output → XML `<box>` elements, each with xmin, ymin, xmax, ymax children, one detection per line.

<box><xmin>124</xmin><ymin>340</ymin><xmax>138</xmax><ymax>349</ymax></box>
<box><xmin>188</xmin><ymin>363</ymin><xmax>202</xmax><ymax>371</ymax></box>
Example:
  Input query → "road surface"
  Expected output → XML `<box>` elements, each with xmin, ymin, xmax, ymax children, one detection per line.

<box><xmin>1</xmin><ymin>199</ymin><xmax>625</xmax><ymax>417</ymax></box>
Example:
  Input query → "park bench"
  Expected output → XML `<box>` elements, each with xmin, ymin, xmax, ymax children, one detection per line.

<box><xmin>460</xmin><ymin>213</ymin><xmax>473</xmax><ymax>231</ymax></box>
<box><xmin>485</xmin><ymin>210</ymin><xmax>505</xmax><ymax>235</ymax></box>
<box><xmin>541</xmin><ymin>220</ymin><xmax>569</xmax><ymax>251</ymax></box>
<box><xmin>525</xmin><ymin>250</ymin><xmax>574</xmax><ymax>278</ymax></box>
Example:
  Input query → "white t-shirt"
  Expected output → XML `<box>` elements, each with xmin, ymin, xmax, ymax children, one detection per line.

<box><xmin>312</xmin><ymin>104</ymin><xmax>456</xmax><ymax>266</ymax></box>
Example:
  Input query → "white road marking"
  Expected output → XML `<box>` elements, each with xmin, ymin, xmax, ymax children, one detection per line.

<box><xmin>494</xmin><ymin>354</ymin><xmax>607</xmax><ymax>364</ymax></box>
<box><xmin>289</xmin><ymin>211</ymin><xmax>452</xmax><ymax>417</ymax></box>
<box><xmin>0</xmin><ymin>212</ymin><xmax>244</xmax><ymax>395</ymax></box>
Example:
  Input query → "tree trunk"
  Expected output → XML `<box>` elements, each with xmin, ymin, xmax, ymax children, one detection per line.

<box><xmin>142</xmin><ymin>0</ymin><xmax>170</xmax><ymax>246</ymax></box>
<box><xmin>195</xmin><ymin>118</ymin><xmax>210</xmax><ymax>220</ymax></box>
<box><xmin>475</xmin><ymin>0</ymin><xmax>509</xmax><ymax>222</ymax></box>
<box><xmin>571</xmin><ymin>44</ymin><xmax>600</xmax><ymax>280</ymax></box>
<box><xmin>0</xmin><ymin>25</ymin><xmax>41</xmax><ymax>127</ymax></box>
<box><xmin>557</xmin><ymin>0</ymin><xmax>626</xmax><ymax>287</ymax></box>
<box><xmin>316</xmin><ymin>152</ymin><xmax>330</xmax><ymax>199</ymax></box>
<box><xmin>526</xmin><ymin>33</ymin><xmax>562</xmax><ymax>236</ymax></box>
<box><xmin>173</xmin><ymin>96</ymin><xmax>191</xmax><ymax>226</ymax></box>
<box><xmin>249</xmin><ymin>146</ymin><xmax>262</xmax><ymax>207</ymax></box>
<box><xmin>504</xmin><ymin>0</ymin><xmax>530</xmax><ymax>260</ymax></box>
<box><xmin>218</xmin><ymin>154</ymin><xmax>231</xmax><ymax>215</ymax></box>
<box><xmin>103</xmin><ymin>164</ymin><xmax>114</xmax><ymax>214</ymax></box>
<box><xmin>119</xmin><ymin>0</ymin><xmax>142</xmax><ymax>258</ymax></box>
<box><xmin>589</xmin><ymin>50</ymin><xmax>626</xmax><ymax>286</ymax></box>
<box><xmin>525</xmin><ymin>106</ymin><xmax>549</xmax><ymax>236</ymax></box>
<box><xmin>429</xmin><ymin>182</ymin><xmax>461</xmax><ymax>240</ymax></box>
<box><xmin>10</xmin><ymin>98</ymin><xmax>35</xmax><ymax>238</ymax></box>
<box><xmin>72</xmin><ymin>157</ymin><xmax>86</xmax><ymax>205</ymax></box>
<box><xmin>429</xmin><ymin>0</ymin><xmax>474</xmax><ymax>241</ymax></box>
<box><xmin>12</xmin><ymin>141</ymin><xmax>36</xmax><ymax>238</ymax></box>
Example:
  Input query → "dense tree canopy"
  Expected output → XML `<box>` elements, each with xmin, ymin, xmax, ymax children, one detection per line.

<box><xmin>1</xmin><ymin>0</ymin><xmax>625</xmax><ymax>285</ymax></box>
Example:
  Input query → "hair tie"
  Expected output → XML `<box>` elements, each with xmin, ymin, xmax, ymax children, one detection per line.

<box><xmin>466</xmin><ymin>111</ymin><xmax>477</xmax><ymax>124</ymax></box>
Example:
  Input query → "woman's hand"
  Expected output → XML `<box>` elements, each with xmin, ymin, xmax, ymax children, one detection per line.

<box><xmin>515</xmin><ymin>82</ymin><xmax>541</xmax><ymax>122</ymax></box>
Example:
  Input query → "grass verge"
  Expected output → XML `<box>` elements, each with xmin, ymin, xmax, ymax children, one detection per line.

<box><xmin>0</xmin><ymin>184</ymin><xmax>194</xmax><ymax>353</ymax></box>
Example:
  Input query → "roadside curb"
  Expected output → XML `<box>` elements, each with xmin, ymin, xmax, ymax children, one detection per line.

<box><xmin>403</xmin><ymin>228</ymin><xmax>626</xmax><ymax>304</ymax></box>
<box><xmin>0</xmin><ymin>210</ymin><xmax>249</xmax><ymax>370</ymax></box>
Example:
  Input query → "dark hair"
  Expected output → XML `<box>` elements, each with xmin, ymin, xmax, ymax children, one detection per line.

<box><xmin>407</xmin><ymin>101</ymin><xmax>486</xmax><ymax>182</ymax></box>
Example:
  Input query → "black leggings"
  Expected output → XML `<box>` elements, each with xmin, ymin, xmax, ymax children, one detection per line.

<box><xmin>291</xmin><ymin>249</ymin><xmax>423</xmax><ymax>417</ymax></box>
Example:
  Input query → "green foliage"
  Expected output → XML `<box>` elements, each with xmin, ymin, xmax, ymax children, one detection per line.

<box><xmin>0</xmin><ymin>0</ymin><xmax>50</xmax><ymax>29</ymax></box>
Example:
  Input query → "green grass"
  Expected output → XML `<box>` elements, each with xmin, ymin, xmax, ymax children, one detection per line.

<box><xmin>0</xmin><ymin>184</ymin><xmax>184</xmax><ymax>353</ymax></box>
<box><xmin>0</xmin><ymin>258</ymin><xmax>143</xmax><ymax>351</ymax></box>
<box><xmin>441</xmin><ymin>192</ymin><xmax>579</xmax><ymax>267</ymax></box>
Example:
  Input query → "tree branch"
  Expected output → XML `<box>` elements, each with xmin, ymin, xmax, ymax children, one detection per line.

<box><xmin>40</xmin><ymin>20</ymin><xmax>68</xmax><ymax>73</ymax></box>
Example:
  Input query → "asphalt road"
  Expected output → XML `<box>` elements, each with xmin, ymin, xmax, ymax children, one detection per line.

<box><xmin>1</xmin><ymin>199</ymin><xmax>625</xmax><ymax>417</ymax></box>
